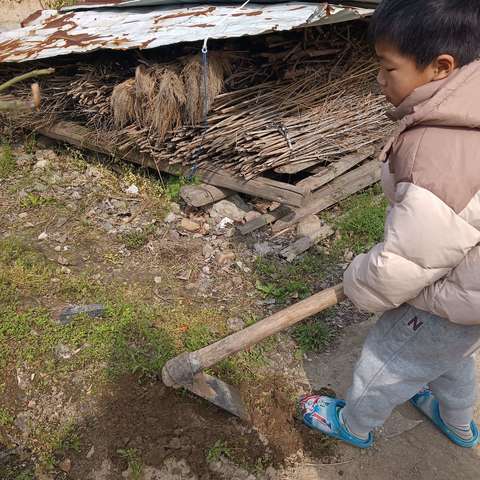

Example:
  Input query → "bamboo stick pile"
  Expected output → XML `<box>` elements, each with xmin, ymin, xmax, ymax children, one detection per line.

<box><xmin>1</xmin><ymin>24</ymin><xmax>394</xmax><ymax>180</ymax></box>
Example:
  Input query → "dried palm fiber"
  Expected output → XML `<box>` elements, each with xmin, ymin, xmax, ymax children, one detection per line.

<box><xmin>181</xmin><ymin>51</ymin><xmax>233</xmax><ymax>125</ymax></box>
<box><xmin>131</xmin><ymin>58</ymin><xmax>394</xmax><ymax>179</ymax></box>
<box><xmin>134</xmin><ymin>64</ymin><xmax>156</xmax><ymax>127</ymax></box>
<box><xmin>111</xmin><ymin>78</ymin><xmax>136</xmax><ymax>128</ymax></box>
<box><xmin>151</xmin><ymin>67</ymin><xmax>187</xmax><ymax>141</ymax></box>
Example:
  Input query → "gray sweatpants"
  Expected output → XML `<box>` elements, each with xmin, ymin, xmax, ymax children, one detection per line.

<box><xmin>342</xmin><ymin>305</ymin><xmax>480</xmax><ymax>434</ymax></box>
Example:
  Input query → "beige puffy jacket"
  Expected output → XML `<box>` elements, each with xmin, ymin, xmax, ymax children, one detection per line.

<box><xmin>344</xmin><ymin>60</ymin><xmax>480</xmax><ymax>325</ymax></box>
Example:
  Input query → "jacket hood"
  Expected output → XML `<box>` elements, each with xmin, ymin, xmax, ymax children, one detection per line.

<box><xmin>379</xmin><ymin>60</ymin><xmax>480</xmax><ymax>162</ymax></box>
<box><xmin>390</xmin><ymin>60</ymin><xmax>480</xmax><ymax>129</ymax></box>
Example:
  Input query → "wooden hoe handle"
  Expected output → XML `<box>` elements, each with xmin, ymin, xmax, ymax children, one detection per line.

<box><xmin>163</xmin><ymin>284</ymin><xmax>345</xmax><ymax>387</ymax></box>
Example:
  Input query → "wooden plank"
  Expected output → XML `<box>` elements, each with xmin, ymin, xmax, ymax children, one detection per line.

<box><xmin>272</xmin><ymin>160</ymin><xmax>381</xmax><ymax>232</ymax></box>
<box><xmin>196</xmin><ymin>168</ymin><xmax>307</xmax><ymax>207</ymax></box>
<box><xmin>238</xmin><ymin>205</ymin><xmax>292</xmax><ymax>235</ymax></box>
<box><xmin>295</xmin><ymin>147</ymin><xmax>375</xmax><ymax>192</ymax></box>
<box><xmin>280</xmin><ymin>225</ymin><xmax>334</xmax><ymax>262</ymax></box>
<box><xmin>274</xmin><ymin>159</ymin><xmax>323</xmax><ymax>175</ymax></box>
<box><xmin>180</xmin><ymin>184</ymin><xmax>232</xmax><ymax>207</ymax></box>
<box><xmin>38</xmin><ymin>121</ymin><xmax>308</xmax><ymax>207</ymax></box>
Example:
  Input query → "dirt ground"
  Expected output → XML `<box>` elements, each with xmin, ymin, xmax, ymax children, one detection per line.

<box><xmin>1</xmin><ymin>136</ymin><xmax>478</xmax><ymax>480</ymax></box>
<box><xmin>286</xmin><ymin>319</ymin><xmax>480</xmax><ymax>480</ymax></box>
<box><xmin>0</xmin><ymin>141</ymin><xmax>360</xmax><ymax>479</ymax></box>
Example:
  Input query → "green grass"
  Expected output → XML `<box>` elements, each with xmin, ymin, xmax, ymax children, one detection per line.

<box><xmin>117</xmin><ymin>448</ymin><xmax>143</xmax><ymax>480</ymax></box>
<box><xmin>0</xmin><ymin>142</ymin><xmax>15</xmax><ymax>178</ymax></box>
<box><xmin>121</xmin><ymin>224</ymin><xmax>156</xmax><ymax>250</ymax></box>
<box><xmin>20</xmin><ymin>193</ymin><xmax>55</xmax><ymax>209</ymax></box>
<box><xmin>329</xmin><ymin>185</ymin><xmax>388</xmax><ymax>255</ymax></box>
<box><xmin>45</xmin><ymin>0</ymin><xmax>75</xmax><ymax>8</ymax></box>
<box><xmin>160</xmin><ymin>174</ymin><xmax>199</xmax><ymax>202</ymax></box>
<box><xmin>254</xmin><ymin>252</ymin><xmax>333</xmax><ymax>303</ymax></box>
<box><xmin>292</xmin><ymin>317</ymin><xmax>332</xmax><ymax>353</ymax></box>
<box><xmin>207</xmin><ymin>440</ymin><xmax>231</xmax><ymax>463</ymax></box>
<box><xmin>0</xmin><ymin>407</ymin><xmax>14</xmax><ymax>426</ymax></box>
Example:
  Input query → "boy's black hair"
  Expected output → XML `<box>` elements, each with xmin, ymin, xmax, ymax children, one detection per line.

<box><xmin>369</xmin><ymin>0</ymin><xmax>480</xmax><ymax>67</ymax></box>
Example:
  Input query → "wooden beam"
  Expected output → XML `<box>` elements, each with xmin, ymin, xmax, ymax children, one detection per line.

<box><xmin>280</xmin><ymin>224</ymin><xmax>334</xmax><ymax>262</ymax></box>
<box><xmin>272</xmin><ymin>160</ymin><xmax>381</xmax><ymax>232</ymax></box>
<box><xmin>180</xmin><ymin>184</ymin><xmax>232</xmax><ymax>207</ymax></box>
<box><xmin>295</xmin><ymin>147</ymin><xmax>374</xmax><ymax>192</ymax></box>
<box><xmin>274</xmin><ymin>159</ymin><xmax>323</xmax><ymax>175</ymax></box>
<box><xmin>238</xmin><ymin>205</ymin><xmax>292</xmax><ymax>235</ymax></box>
<box><xmin>38</xmin><ymin>121</ymin><xmax>307</xmax><ymax>207</ymax></box>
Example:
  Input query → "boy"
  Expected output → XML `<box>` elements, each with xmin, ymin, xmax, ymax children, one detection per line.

<box><xmin>301</xmin><ymin>0</ymin><xmax>480</xmax><ymax>448</ymax></box>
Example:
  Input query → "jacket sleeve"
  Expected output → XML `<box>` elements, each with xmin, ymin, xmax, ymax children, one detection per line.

<box><xmin>343</xmin><ymin>182</ymin><xmax>480</xmax><ymax>313</ymax></box>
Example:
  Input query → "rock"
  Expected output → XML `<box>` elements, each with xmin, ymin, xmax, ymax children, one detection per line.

<box><xmin>344</xmin><ymin>250</ymin><xmax>354</xmax><ymax>262</ymax></box>
<box><xmin>202</xmin><ymin>243</ymin><xmax>215</xmax><ymax>259</ymax></box>
<box><xmin>85</xmin><ymin>166</ymin><xmax>101</xmax><ymax>178</ymax></box>
<box><xmin>180</xmin><ymin>218</ymin><xmax>200</xmax><ymax>232</ymax></box>
<box><xmin>37</xmin><ymin>149</ymin><xmax>57</xmax><ymax>162</ymax></box>
<box><xmin>154</xmin><ymin>276</ymin><xmax>162</xmax><ymax>285</ymax></box>
<box><xmin>202</xmin><ymin>265</ymin><xmax>210</xmax><ymax>275</ymax></box>
<box><xmin>217</xmin><ymin>251</ymin><xmax>235</xmax><ymax>264</ymax></box>
<box><xmin>209</xmin><ymin>456</ymin><xmax>254</xmax><ymax>480</ymax></box>
<box><xmin>55</xmin><ymin>344</ymin><xmax>74</xmax><ymax>360</ymax></box>
<box><xmin>16</xmin><ymin>368</ymin><xmax>30</xmax><ymax>390</ymax></box>
<box><xmin>33</xmin><ymin>159</ymin><xmax>49</xmax><ymax>170</ymax></box>
<box><xmin>54</xmin><ymin>245</ymin><xmax>62</xmax><ymax>252</ymax></box>
<box><xmin>37</xmin><ymin>231</ymin><xmax>48</xmax><ymax>241</ymax></box>
<box><xmin>164</xmin><ymin>212</ymin><xmax>178</xmax><ymax>223</ymax></box>
<box><xmin>144</xmin><ymin>458</ymin><xmax>197</xmax><ymax>480</ymax></box>
<box><xmin>57</xmin><ymin>256</ymin><xmax>70</xmax><ymax>266</ymax></box>
<box><xmin>86</xmin><ymin>445</ymin><xmax>95</xmax><ymax>459</ymax></box>
<box><xmin>227</xmin><ymin>317</ymin><xmax>245</xmax><ymax>332</ymax></box>
<box><xmin>253</xmin><ymin>242</ymin><xmax>272</xmax><ymax>256</ymax></box>
<box><xmin>210</xmin><ymin>198</ymin><xmax>249</xmax><ymax>222</ymax></box>
<box><xmin>57</xmin><ymin>304</ymin><xmax>105</xmax><ymax>325</ymax></box>
<box><xmin>59</xmin><ymin>458</ymin><xmax>72</xmax><ymax>473</ymax></box>
<box><xmin>126</xmin><ymin>184</ymin><xmax>139</xmax><ymax>195</ymax></box>
<box><xmin>169</xmin><ymin>202</ymin><xmax>181</xmax><ymax>214</ymax></box>
<box><xmin>27</xmin><ymin>400</ymin><xmax>36</xmax><ymax>409</ymax></box>
<box><xmin>102</xmin><ymin>221</ymin><xmax>114</xmax><ymax>233</ymax></box>
<box><xmin>18</xmin><ymin>212</ymin><xmax>28</xmax><ymax>219</ymax></box>
<box><xmin>296</xmin><ymin>214</ymin><xmax>322</xmax><ymax>238</ymax></box>
<box><xmin>71</xmin><ymin>191</ymin><xmax>82</xmax><ymax>200</ymax></box>
<box><xmin>216</xmin><ymin>217</ymin><xmax>234</xmax><ymax>231</ymax></box>
<box><xmin>244</xmin><ymin>210</ymin><xmax>262</xmax><ymax>223</ymax></box>
<box><xmin>14</xmin><ymin>412</ymin><xmax>31</xmax><ymax>436</ymax></box>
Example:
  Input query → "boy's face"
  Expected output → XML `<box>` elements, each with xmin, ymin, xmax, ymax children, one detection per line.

<box><xmin>375</xmin><ymin>42</ymin><xmax>454</xmax><ymax>107</ymax></box>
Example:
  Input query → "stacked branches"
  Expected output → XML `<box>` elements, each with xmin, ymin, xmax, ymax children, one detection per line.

<box><xmin>0</xmin><ymin>25</ymin><xmax>394</xmax><ymax>179</ymax></box>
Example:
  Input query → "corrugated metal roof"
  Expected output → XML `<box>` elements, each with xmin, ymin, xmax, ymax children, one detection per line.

<box><xmin>63</xmin><ymin>0</ymin><xmax>380</xmax><ymax>9</ymax></box>
<box><xmin>0</xmin><ymin>2</ymin><xmax>373</xmax><ymax>63</ymax></box>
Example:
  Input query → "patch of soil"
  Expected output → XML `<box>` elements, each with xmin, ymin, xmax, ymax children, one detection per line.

<box><xmin>241</xmin><ymin>375</ymin><xmax>336</xmax><ymax>464</ymax></box>
<box><xmin>69</xmin><ymin>375</ymin><xmax>270</xmax><ymax>479</ymax></box>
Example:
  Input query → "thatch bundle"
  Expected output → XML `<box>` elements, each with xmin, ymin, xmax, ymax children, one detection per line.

<box><xmin>0</xmin><ymin>25</ymin><xmax>394</xmax><ymax>179</ymax></box>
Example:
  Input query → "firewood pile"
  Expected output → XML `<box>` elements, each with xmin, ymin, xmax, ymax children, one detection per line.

<box><xmin>0</xmin><ymin>22</ymin><xmax>394</xmax><ymax>233</ymax></box>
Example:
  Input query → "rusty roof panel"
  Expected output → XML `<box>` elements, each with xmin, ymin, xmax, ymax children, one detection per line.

<box><xmin>0</xmin><ymin>3</ymin><xmax>373</xmax><ymax>63</ymax></box>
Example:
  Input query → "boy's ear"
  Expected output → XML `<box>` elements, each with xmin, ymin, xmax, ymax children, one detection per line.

<box><xmin>432</xmin><ymin>54</ymin><xmax>456</xmax><ymax>80</ymax></box>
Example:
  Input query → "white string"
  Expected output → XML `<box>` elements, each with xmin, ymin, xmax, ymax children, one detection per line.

<box><xmin>202</xmin><ymin>0</ymin><xmax>253</xmax><ymax>53</ymax></box>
